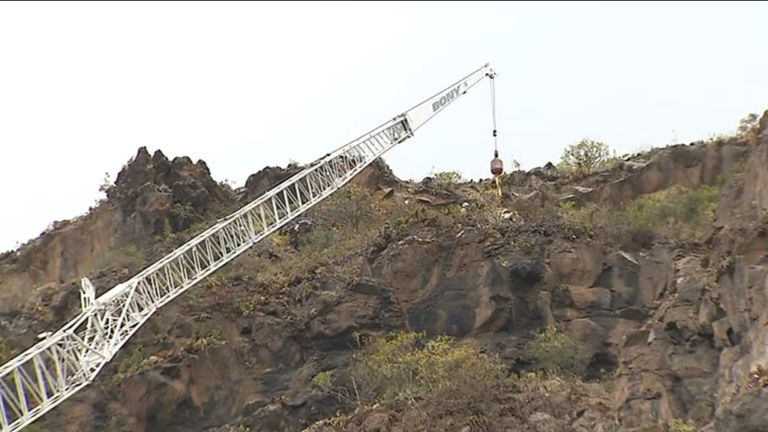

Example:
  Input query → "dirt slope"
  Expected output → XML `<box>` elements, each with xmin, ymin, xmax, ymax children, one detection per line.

<box><xmin>1</xmin><ymin>112</ymin><xmax>767</xmax><ymax>432</ymax></box>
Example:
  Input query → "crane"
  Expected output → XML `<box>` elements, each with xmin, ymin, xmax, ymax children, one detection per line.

<box><xmin>0</xmin><ymin>63</ymin><xmax>498</xmax><ymax>432</ymax></box>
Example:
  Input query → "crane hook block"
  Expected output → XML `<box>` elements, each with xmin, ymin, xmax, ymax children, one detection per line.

<box><xmin>490</xmin><ymin>157</ymin><xmax>503</xmax><ymax>177</ymax></box>
<box><xmin>490</xmin><ymin>150</ymin><xmax>503</xmax><ymax>176</ymax></box>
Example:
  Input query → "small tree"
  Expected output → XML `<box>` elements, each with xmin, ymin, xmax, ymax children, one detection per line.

<box><xmin>559</xmin><ymin>139</ymin><xmax>613</xmax><ymax>176</ymax></box>
<box><xmin>98</xmin><ymin>171</ymin><xmax>112</xmax><ymax>194</ymax></box>
<box><xmin>737</xmin><ymin>113</ymin><xmax>760</xmax><ymax>146</ymax></box>
<box><xmin>311</xmin><ymin>183</ymin><xmax>377</xmax><ymax>232</ymax></box>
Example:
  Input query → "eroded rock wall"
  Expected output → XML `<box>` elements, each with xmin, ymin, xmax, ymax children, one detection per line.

<box><xmin>0</xmin><ymin>113</ymin><xmax>767</xmax><ymax>431</ymax></box>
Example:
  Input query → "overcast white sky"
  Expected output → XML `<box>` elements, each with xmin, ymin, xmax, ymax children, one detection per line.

<box><xmin>0</xmin><ymin>1</ymin><xmax>766</xmax><ymax>251</ymax></box>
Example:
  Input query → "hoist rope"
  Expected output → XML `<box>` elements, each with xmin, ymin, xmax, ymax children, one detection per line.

<box><xmin>490</xmin><ymin>76</ymin><xmax>498</xmax><ymax>153</ymax></box>
<box><xmin>489</xmin><ymin>75</ymin><xmax>502</xmax><ymax>199</ymax></box>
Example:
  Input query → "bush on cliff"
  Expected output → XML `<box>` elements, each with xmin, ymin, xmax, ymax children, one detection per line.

<box><xmin>525</xmin><ymin>325</ymin><xmax>591</xmax><ymax>376</ymax></box>
<box><xmin>559</xmin><ymin>182</ymin><xmax>723</xmax><ymax>245</ymax></box>
<box><xmin>312</xmin><ymin>330</ymin><xmax>510</xmax><ymax>428</ymax></box>
<box><xmin>558</xmin><ymin>139</ymin><xmax>617</xmax><ymax>177</ymax></box>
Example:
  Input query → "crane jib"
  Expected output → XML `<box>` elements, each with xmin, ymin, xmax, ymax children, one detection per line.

<box><xmin>431</xmin><ymin>83</ymin><xmax>464</xmax><ymax>113</ymax></box>
<box><xmin>0</xmin><ymin>63</ymin><xmax>496</xmax><ymax>432</ymax></box>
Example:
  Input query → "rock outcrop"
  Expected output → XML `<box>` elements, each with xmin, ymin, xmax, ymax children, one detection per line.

<box><xmin>0</xmin><ymin>146</ymin><xmax>233</xmax><ymax>314</ymax></box>
<box><xmin>107</xmin><ymin>147</ymin><xmax>233</xmax><ymax>237</ymax></box>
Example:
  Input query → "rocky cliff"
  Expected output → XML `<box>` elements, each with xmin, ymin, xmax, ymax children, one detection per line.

<box><xmin>1</xmin><ymin>112</ymin><xmax>768</xmax><ymax>432</ymax></box>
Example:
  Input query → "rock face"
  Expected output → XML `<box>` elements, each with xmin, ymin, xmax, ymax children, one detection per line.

<box><xmin>0</xmin><ymin>112</ymin><xmax>767</xmax><ymax>432</ymax></box>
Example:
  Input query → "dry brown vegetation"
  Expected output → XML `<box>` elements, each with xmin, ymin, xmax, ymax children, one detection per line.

<box><xmin>0</xmin><ymin>337</ymin><xmax>12</xmax><ymax>364</ymax></box>
<box><xmin>308</xmin><ymin>327</ymin><xmax>611</xmax><ymax>431</ymax></box>
<box><xmin>112</xmin><ymin>326</ymin><xmax>226</xmax><ymax>384</ymax></box>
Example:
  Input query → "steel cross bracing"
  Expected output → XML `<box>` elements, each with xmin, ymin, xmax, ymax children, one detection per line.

<box><xmin>0</xmin><ymin>63</ymin><xmax>496</xmax><ymax>432</ymax></box>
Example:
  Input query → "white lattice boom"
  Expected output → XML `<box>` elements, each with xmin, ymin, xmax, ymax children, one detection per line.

<box><xmin>0</xmin><ymin>63</ymin><xmax>497</xmax><ymax>432</ymax></box>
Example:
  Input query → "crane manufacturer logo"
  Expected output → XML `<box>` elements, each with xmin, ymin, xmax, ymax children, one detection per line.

<box><xmin>431</xmin><ymin>82</ymin><xmax>467</xmax><ymax>113</ymax></box>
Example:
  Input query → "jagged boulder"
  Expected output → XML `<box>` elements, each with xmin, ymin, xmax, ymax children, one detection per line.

<box><xmin>243</xmin><ymin>165</ymin><xmax>305</xmax><ymax>202</ymax></box>
<box><xmin>107</xmin><ymin>147</ymin><xmax>232</xmax><ymax>237</ymax></box>
<box><xmin>529</xmin><ymin>162</ymin><xmax>560</xmax><ymax>181</ymax></box>
<box><xmin>243</xmin><ymin>157</ymin><xmax>401</xmax><ymax>203</ymax></box>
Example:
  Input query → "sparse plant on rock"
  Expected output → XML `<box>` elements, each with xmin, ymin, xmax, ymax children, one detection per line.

<box><xmin>429</xmin><ymin>169</ymin><xmax>465</xmax><ymax>185</ymax></box>
<box><xmin>0</xmin><ymin>339</ymin><xmax>13</xmax><ymax>364</ymax></box>
<box><xmin>464</xmin><ymin>189</ymin><xmax>515</xmax><ymax>230</ymax></box>
<box><xmin>559</xmin><ymin>201</ymin><xmax>611</xmax><ymax>239</ymax></box>
<box><xmin>92</xmin><ymin>245</ymin><xmax>147</xmax><ymax>275</ymax></box>
<box><xmin>113</xmin><ymin>345</ymin><xmax>153</xmax><ymax>384</ymax></box>
<box><xmin>623</xmin><ymin>184</ymin><xmax>720</xmax><ymax>242</ymax></box>
<box><xmin>746</xmin><ymin>364</ymin><xmax>768</xmax><ymax>389</ymax></box>
<box><xmin>98</xmin><ymin>171</ymin><xmax>112</xmax><ymax>194</ymax></box>
<box><xmin>311</xmin><ymin>370</ymin><xmax>334</xmax><ymax>390</ymax></box>
<box><xmin>310</xmin><ymin>370</ymin><xmax>359</xmax><ymax>407</ymax></box>
<box><xmin>558</xmin><ymin>181</ymin><xmax>725</xmax><ymax>246</ymax></box>
<box><xmin>190</xmin><ymin>327</ymin><xmax>226</xmax><ymax>352</ymax></box>
<box><xmin>668</xmin><ymin>418</ymin><xmax>697</xmax><ymax>432</ymax></box>
<box><xmin>526</xmin><ymin>325</ymin><xmax>590</xmax><ymax>376</ymax></box>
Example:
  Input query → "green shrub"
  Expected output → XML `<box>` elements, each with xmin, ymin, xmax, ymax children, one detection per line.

<box><xmin>429</xmin><ymin>169</ymin><xmax>465</xmax><ymax>185</ymax></box>
<box><xmin>113</xmin><ymin>346</ymin><xmax>153</xmax><ymax>383</ymax></box>
<box><xmin>351</xmin><ymin>330</ymin><xmax>507</xmax><ymax>402</ymax></box>
<box><xmin>297</xmin><ymin>226</ymin><xmax>340</xmax><ymax>253</ymax></box>
<box><xmin>623</xmin><ymin>184</ymin><xmax>720</xmax><ymax>240</ymax></box>
<box><xmin>526</xmin><ymin>325</ymin><xmax>590</xmax><ymax>376</ymax></box>
<box><xmin>0</xmin><ymin>339</ymin><xmax>13</xmax><ymax>363</ymax></box>
<box><xmin>669</xmin><ymin>418</ymin><xmax>697</xmax><ymax>432</ymax></box>
<box><xmin>559</xmin><ymin>183</ymin><xmax>723</xmax><ymax>245</ymax></box>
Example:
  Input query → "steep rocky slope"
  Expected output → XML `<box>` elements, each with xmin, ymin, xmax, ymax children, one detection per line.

<box><xmin>1</xmin><ymin>112</ymin><xmax>767</xmax><ymax>432</ymax></box>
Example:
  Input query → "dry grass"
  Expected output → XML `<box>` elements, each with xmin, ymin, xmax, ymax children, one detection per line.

<box><xmin>0</xmin><ymin>338</ymin><xmax>13</xmax><ymax>364</ymax></box>
<box><xmin>91</xmin><ymin>244</ymin><xmax>147</xmax><ymax>275</ymax></box>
